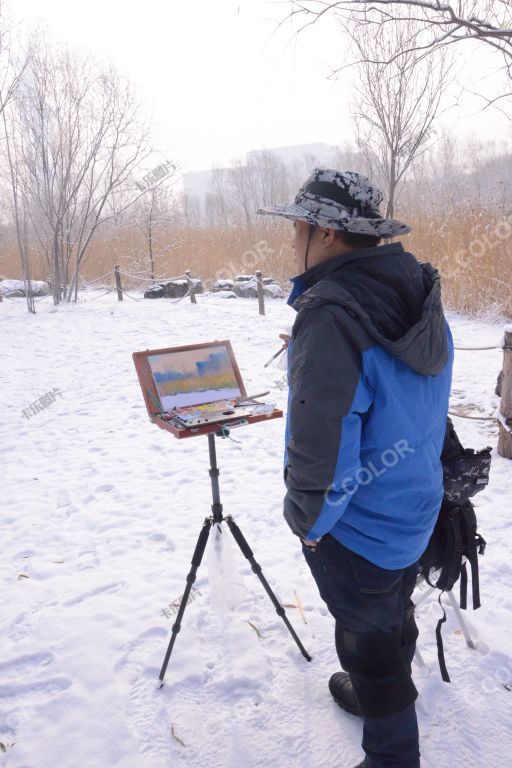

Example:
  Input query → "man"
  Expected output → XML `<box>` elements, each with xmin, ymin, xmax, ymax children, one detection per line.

<box><xmin>258</xmin><ymin>169</ymin><xmax>453</xmax><ymax>768</ymax></box>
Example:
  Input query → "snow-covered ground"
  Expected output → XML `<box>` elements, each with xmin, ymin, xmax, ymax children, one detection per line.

<box><xmin>1</xmin><ymin>290</ymin><xmax>511</xmax><ymax>768</ymax></box>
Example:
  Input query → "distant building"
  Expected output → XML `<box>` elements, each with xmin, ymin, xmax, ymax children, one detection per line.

<box><xmin>246</xmin><ymin>142</ymin><xmax>330</xmax><ymax>167</ymax></box>
<box><xmin>183</xmin><ymin>168</ymin><xmax>228</xmax><ymax>202</ymax></box>
<box><xmin>182</xmin><ymin>142</ymin><xmax>332</xmax><ymax>225</ymax></box>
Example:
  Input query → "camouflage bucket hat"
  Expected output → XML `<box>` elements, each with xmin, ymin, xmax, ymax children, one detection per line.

<box><xmin>257</xmin><ymin>168</ymin><xmax>411</xmax><ymax>238</ymax></box>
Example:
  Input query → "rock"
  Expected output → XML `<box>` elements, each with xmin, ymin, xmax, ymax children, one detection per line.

<box><xmin>144</xmin><ymin>285</ymin><xmax>164</xmax><ymax>299</ymax></box>
<box><xmin>263</xmin><ymin>282</ymin><xmax>283</xmax><ymax>298</ymax></box>
<box><xmin>232</xmin><ymin>275</ymin><xmax>283</xmax><ymax>298</ymax></box>
<box><xmin>162</xmin><ymin>280</ymin><xmax>188</xmax><ymax>298</ymax></box>
<box><xmin>143</xmin><ymin>278</ymin><xmax>203</xmax><ymax>299</ymax></box>
<box><xmin>0</xmin><ymin>279</ymin><xmax>50</xmax><ymax>297</ymax></box>
<box><xmin>212</xmin><ymin>279</ymin><xmax>234</xmax><ymax>292</ymax></box>
<box><xmin>233</xmin><ymin>277</ymin><xmax>258</xmax><ymax>298</ymax></box>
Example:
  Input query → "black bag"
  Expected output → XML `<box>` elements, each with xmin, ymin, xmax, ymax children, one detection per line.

<box><xmin>418</xmin><ymin>418</ymin><xmax>490</xmax><ymax>681</ymax></box>
<box><xmin>441</xmin><ymin>418</ymin><xmax>492</xmax><ymax>506</ymax></box>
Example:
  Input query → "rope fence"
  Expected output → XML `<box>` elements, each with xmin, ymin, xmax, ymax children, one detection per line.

<box><xmin>70</xmin><ymin>267</ymin><xmax>194</xmax><ymax>303</ymax></box>
<box><xmin>2</xmin><ymin>270</ymin><xmax>510</xmax><ymax>454</ymax></box>
<box><xmin>79</xmin><ymin>287</ymin><xmax>118</xmax><ymax>302</ymax></box>
<box><xmin>453</xmin><ymin>345</ymin><xmax>502</xmax><ymax>351</ymax></box>
<box><xmin>115</xmin><ymin>269</ymin><xmax>189</xmax><ymax>283</ymax></box>
<box><xmin>78</xmin><ymin>269</ymin><xmax>116</xmax><ymax>287</ymax></box>
<box><xmin>2</xmin><ymin>267</ymin><xmax>269</xmax><ymax>313</ymax></box>
<box><xmin>449</xmin><ymin>334</ymin><xmax>512</xmax><ymax>454</ymax></box>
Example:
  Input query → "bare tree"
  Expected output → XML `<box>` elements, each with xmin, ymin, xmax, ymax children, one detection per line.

<box><xmin>0</xmin><ymin>3</ymin><xmax>33</xmax><ymax>310</ymax></box>
<box><xmin>181</xmin><ymin>191</ymin><xmax>201</xmax><ymax>227</ymax></box>
<box><xmin>0</xmin><ymin>2</ymin><xmax>28</xmax><ymax>116</ymax></box>
<box><xmin>132</xmin><ymin>181</ymin><xmax>180</xmax><ymax>282</ymax></box>
<box><xmin>249</xmin><ymin>149</ymin><xmax>289</xmax><ymax>208</ymax></box>
<box><xmin>225</xmin><ymin>151</ymin><xmax>290</xmax><ymax>232</ymax></box>
<box><xmin>227</xmin><ymin>159</ymin><xmax>256</xmax><ymax>233</ymax></box>
<box><xmin>3</xmin><ymin>34</ymin><xmax>155</xmax><ymax>305</ymax></box>
<box><xmin>2</xmin><ymin>108</ymin><xmax>35</xmax><ymax>312</ymax></box>
<box><xmin>289</xmin><ymin>2</ymin><xmax>512</xmax><ymax>106</ymax></box>
<box><xmin>351</xmin><ymin>18</ymin><xmax>452</xmax><ymax>216</ymax></box>
<box><xmin>209</xmin><ymin>166</ymin><xmax>230</xmax><ymax>228</ymax></box>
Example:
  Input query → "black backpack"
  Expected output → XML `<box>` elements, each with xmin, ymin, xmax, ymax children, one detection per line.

<box><xmin>418</xmin><ymin>418</ymin><xmax>491</xmax><ymax>681</ymax></box>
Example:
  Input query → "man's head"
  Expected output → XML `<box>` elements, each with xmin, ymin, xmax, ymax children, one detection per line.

<box><xmin>291</xmin><ymin>220</ymin><xmax>385</xmax><ymax>274</ymax></box>
<box><xmin>258</xmin><ymin>168</ymin><xmax>411</xmax><ymax>274</ymax></box>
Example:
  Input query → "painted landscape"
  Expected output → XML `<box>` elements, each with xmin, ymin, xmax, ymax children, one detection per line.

<box><xmin>149</xmin><ymin>345</ymin><xmax>241</xmax><ymax>408</ymax></box>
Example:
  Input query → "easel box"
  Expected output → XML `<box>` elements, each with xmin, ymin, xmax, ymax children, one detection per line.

<box><xmin>133</xmin><ymin>339</ymin><xmax>283</xmax><ymax>439</ymax></box>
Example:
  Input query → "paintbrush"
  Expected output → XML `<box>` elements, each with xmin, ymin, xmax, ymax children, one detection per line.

<box><xmin>264</xmin><ymin>345</ymin><xmax>286</xmax><ymax>368</ymax></box>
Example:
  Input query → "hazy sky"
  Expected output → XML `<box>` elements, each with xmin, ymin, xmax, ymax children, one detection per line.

<box><xmin>13</xmin><ymin>0</ymin><xmax>512</xmax><ymax>173</ymax></box>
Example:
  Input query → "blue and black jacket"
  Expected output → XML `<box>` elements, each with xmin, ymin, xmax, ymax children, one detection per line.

<box><xmin>284</xmin><ymin>242</ymin><xmax>453</xmax><ymax>570</ymax></box>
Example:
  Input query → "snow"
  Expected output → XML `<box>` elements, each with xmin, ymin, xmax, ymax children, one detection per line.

<box><xmin>1</xmin><ymin>291</ymin><xmax>511</xmax><ymax>768</ymax></box>
<box><xmin>211</xmin><ymin>290</ymin><xmax>238</xmax><ymax>299</ymax></box>
<box><xmin>0</xmin><ymin>280</ymin><xmax>48</xmax><ymax>296</ymax></box>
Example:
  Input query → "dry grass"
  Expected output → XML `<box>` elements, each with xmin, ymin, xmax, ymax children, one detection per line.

<box><xmin>409</xmin><ymin>211</ymin><xmax>512</xmax><ymax>318</ymax></box>
<box><xmin>2</xmin><ymin>213</ymin><xmax>511</xmax><ymax>318</ymax></box>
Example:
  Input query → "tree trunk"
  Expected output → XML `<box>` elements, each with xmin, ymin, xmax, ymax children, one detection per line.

<box><xmin>498</xmin><ymin>330</ymin><xmax>512</xmax><ymax>459</ymax></box>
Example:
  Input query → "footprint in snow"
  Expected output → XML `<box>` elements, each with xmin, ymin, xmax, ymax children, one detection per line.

<box><xmin>63</xmin><ymin>581</ymin><xmax>125</xmax><ymax>607</ymax></box>
<box><xmin>0</xmin><ymin>652</ymin><xmax>71</xmax><ymax>745</ymax></box>
<box><xmin>0</xmin><ymin>652</ymin><xmax>54</xmax><ymax>680</ymax></box>
<box><xmin>147</xmin><ymin>532</ymin><xmax>176</xmax><ymax>551</ymax></box>
<box><xmin>76</xmin><ymin>549</ymin><xmax>99</xmax><ymax>570</ymax></box>
<box><xmin>0</xmin><ymin>678</ymin><xmax>71</xmax><ymax>703</ymax></box>
<box><xmin>114</xmin><ymin>627</ymin><xmax>174</xmax><ymax>765</ymax></box>
<box><xmin>95</xmin><ymin>483</ymin><xmax>115</xmax><ymax>493</ymax></box>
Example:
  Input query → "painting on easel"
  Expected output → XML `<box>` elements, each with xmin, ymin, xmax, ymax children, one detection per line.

<box><xmin>148</xmin><ymin>344</ymin><xmax>241</xmax><ymax>410</ymax></box>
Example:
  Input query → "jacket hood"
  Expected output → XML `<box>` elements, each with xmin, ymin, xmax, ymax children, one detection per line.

<box><xmin>291</xmin><ymin>242</ymin><xmax>448</xmax><ymax>376</ymax></box>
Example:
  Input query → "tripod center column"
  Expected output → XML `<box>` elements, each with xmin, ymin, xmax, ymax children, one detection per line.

<box><xmin>208</xmin><ymin>433</ymin><xmax>223</xmax><ymax>523</ymax></box>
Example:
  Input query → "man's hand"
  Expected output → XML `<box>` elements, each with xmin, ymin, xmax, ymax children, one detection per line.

<box><xmin>279</xmin><ymin>333</ymin><xmax>291</xmax><ymax>348</ymax></box>
<box><xmin>302</xmin><ymin>537</ymin><xmax>322</xmax><ymax>547</ymax></box>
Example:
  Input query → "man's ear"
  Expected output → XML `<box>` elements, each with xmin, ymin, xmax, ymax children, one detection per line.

<box><xmin>322</xmin><ymin>227</ymin><xmax>338</xmax><ymax>246</ymax></box>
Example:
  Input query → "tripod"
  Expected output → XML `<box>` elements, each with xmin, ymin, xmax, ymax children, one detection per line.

<box><xmin>158</xmin><ymin>430</ymin><xmax>312</xmax><ymax>684</ymax></box>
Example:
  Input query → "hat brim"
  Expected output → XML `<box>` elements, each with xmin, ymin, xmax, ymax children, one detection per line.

<box><xmin>257</xmin><ymin>202</ymin><xmax>318</xmax><ymax>227</ymax></box>
<box><xmin>257</xmin><ymin>202</ymin><xmax>410</xmax><ymax>238</ymax></box>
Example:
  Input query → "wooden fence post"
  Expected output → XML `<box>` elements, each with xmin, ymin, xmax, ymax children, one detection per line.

<box><xmin>185</xmin><ymin>270</ymin><xmax>196</xmax><ymax>304</ymax></box>
<box><xmin>498</xmin><ymin>329</ymin><xmax>512</xmax><ymax>458</ymax></box>
<box><xmin>114</xmin><ymin>265</ymin><xmax>123</xmax><ymax>301</ymax></box>
<box><xmin>255</xmin><ymin>270</ymin><xmax>265</xmax><ymax>316</ymax></box>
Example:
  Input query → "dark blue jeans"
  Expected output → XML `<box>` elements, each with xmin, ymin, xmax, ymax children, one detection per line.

<box><xmin>302</xmin><ymin>534</ymin><xmax>420</xmax><ymax>768</ymax></box>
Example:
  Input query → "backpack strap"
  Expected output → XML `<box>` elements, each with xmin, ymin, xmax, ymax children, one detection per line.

<box><xmin>435</xmin><ymin>592</ymin><xmax>451</xmax><ymax>683</ymax></box>
<box><xmin>460</xmin><ymin>561</ymin><xmax>468</xmax><ymax>610</ymax></box>
<box><xmin>473</xmin><ymin>534</ymin><xmax>486</xmax><ymax>610</ymax></box>
<box><xmin>460</xmin><ymin>503</ymin><xmax>486</xmax><ymax>611</ymax></box>
<box><xmin>437</xmin><ymin>506</ymin><xmax>463</xmax><ymax>592</ymax></box>
<box><xmin>465</xmin><ymin>541</ymin><xmax>483</xmax><ymax>610</ymax></box>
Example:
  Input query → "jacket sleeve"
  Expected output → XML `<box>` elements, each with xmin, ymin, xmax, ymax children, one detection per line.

<box><xmin>284</xmin><ymin>304</ymin><xmax>373</xmax><ymax>540</ymax></box>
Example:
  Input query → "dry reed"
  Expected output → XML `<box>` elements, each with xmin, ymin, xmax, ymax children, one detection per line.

<box><xmin>1</xmin><ymin>214</ymin><xmax>510</xmax><ymax>318</ymax></box>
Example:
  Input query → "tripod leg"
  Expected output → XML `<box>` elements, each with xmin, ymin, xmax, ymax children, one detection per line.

<box><xmin>413</xmin><ymin>647</ymin><xmax>427</xmax><ymax>669</ymax></box>
<box><xmin>446</xmin><ymin>589</ymin><xmax>476</xmax><ymax>650</ymax></box>
<box><xmin>225</xmin><ymin>515</ymin><xmax>312</xmax><ymax>662</ymax></box>
<box><xmin>158</xmin><ymin>518</ymin><xmax>212</xmax><ymax>684</ymax></box>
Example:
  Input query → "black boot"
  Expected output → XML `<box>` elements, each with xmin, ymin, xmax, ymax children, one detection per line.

<box><xmin>329</xmin><ymin>672</ymin><xmax>362</xmax><ymax>717</ymax></box>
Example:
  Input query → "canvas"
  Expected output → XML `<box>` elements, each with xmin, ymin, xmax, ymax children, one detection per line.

<box><xmin>148</xmin><ymin>344</ymin><xmax>241</xmax><ymax>410</ymax></box>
